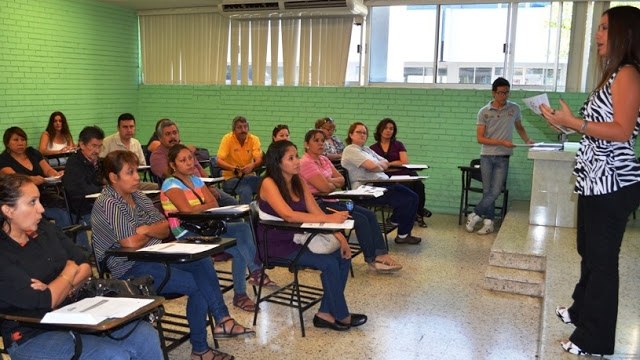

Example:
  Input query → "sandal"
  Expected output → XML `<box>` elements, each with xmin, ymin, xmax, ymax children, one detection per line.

<box><xmin>248</xmin><ymin>269</ymin><xmax>279</xmax><ymax>288</ymax></box>
<box><xmin>415</xmin><ymin>215</ymin><xmax>428</xmax><ymax>228</ymax></box>
<box><xmin>213</xmin><ymin>318</ymin><xmax>256</xmax><ymax>339</ymax></box>
<box><xmin>233</xmin><ymin>293</ymin><xmax>257</xmax><ymax>312</ymax></box>
<box><xmin>423</xmin><ymin>208</ymin><xmax>433</xmax><ymax>218</ymax></box>
<box><xmin>561</xmin><ymin>340</ymin><xmax>602</xmax><ymax>357</ymax></box>
<box><xmin>555</xmin><ymin>306</ymin><xmax>572</xmax><ymax>324</ymax></box>
<box><xmin>368</xmin><ymin>257</ymin><xmax>402</xmax><ymax>273</ymax></box>
<box><xmin>191</xmin><ymin>347</ymin><xmax>235</xmax><ymax>360</ymax></box>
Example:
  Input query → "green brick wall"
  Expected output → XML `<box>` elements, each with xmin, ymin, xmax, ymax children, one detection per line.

<box><xmin>137</xmin><ymin>85</ymin><xmax>589</xmax><ymax>214</ymax></box>
<box><xmin>0</xmin><ymin>0</ymin><xmax>139</xmax><ymax>143</ymax></box>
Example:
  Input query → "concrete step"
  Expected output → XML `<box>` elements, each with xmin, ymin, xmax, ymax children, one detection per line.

<box><xmin>484</xmin><ymin>265</ymin><xmax>545</xmax><ymax>298</ymax></box>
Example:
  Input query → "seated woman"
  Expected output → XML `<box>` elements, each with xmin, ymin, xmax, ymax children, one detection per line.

<box><xmin>38</xmin><ymin>111</ymin><xmax>76</xmax><ymax>167</ymax></box>
<box><xmin>315</xmin><ymin>117</ymin><xmax>344</xmax><ymax>161</ymax></box>
<box><xmin>272</xmin><ymin>124</ymin><xmax>290</xmax><ymax>142</ymax></box>
<box><xmin>91</xmin><ymin>150</ymin><xmax>253</xmax><ymax>360</ymax></box>
<box><xmin>299</xmin><ymin>129</ymin><xmax>402</xmax><ymax>273</ymax></box>
<box><xmin>341</xmin><ymin>122</ymin><xmax>422</xmax><ymax>245</ymax></box>
<box><xmin>161</xmin><ymin>144</ymin><xmax>276</xmax><ymax>312</ymax></box>
<box><xmin>0</xmin><ymin>127</ymin><xmax>70</xmax><ymax>229</ymax></box>
<box><xmin>0</xmin><ymin>173</ymin><xmax>163</xmax><ymax>360</ymax></box>
<box><xmin>370</xmin><ymin>118</ymin><xmax>431</xmax><ymax>227</ymax></box>
<box><xmin>258</xmin><ymin>140</ymin><xmax>367</xmax><ymax>331</ymax></box>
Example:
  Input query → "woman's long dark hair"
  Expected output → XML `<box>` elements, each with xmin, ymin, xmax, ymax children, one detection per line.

<box><xmin>46</xmin><ymin>111</ymin><xmax>73</xmax><ymax>146</ymax></box>
<box><xmin>597</xmin><ymin>6</ymin><xmax>640</xmax><ymax>89</ymax></box>
<box><xmin>259</xmin><ymin>140</ymin><xmax>303</xmax><ymax>203</ymax></box>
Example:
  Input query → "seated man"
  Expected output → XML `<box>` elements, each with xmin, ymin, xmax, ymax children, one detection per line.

<box><xmin>99</xmin><ymin>112</ymin><xmax>157</xmax><ymax>190</ymax></box>
<box><xmin>216</xmin><ymin>116</ymin><xmax>263</xmax><ymax>204</ymax></box>
<box><xmin>61</xmin><ymin>125</ymin><xmax>106</xmax><ymax>248</ymax></box>
<box><xmin>150</xmin><ymin>118</ymin><xmax>237</xmax><ymax>207</ymax></box>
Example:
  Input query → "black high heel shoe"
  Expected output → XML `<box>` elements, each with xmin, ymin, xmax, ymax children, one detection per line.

<box><xmin>416</xmin><ymin>214</ymin><xmax>428</xmax><ymax>228</ymax></box>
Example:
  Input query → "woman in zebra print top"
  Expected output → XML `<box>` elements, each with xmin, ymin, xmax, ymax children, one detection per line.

<box><xmin>540</xmin><ymin>6</ymin><xmax>640</xmax><ymax>357</ymax></box>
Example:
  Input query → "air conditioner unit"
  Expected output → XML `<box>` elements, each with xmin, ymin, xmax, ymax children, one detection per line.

<box><xmin>218</xmin><ymin>0</ymin><xmax>367</xmax><ymax>19</ymax></box>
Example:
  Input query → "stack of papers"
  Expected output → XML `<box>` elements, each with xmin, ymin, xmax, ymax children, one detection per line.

<box><xmin>41</xmin><ymin>296</ymin><xmax>155</xmax><ymax>325</ymax></box>
<box><xmin>301</xmin><ymin>219</ymin><xmax>355</xmax><ymax>230</ymax></box>
<box><xmin>329</xmin><ymin>185</ymin><xmax>387</xmax><ymax>198</ymax></box>
<box><xmin>402</xmin><ymin>164</ymin><xmax>429</xmax><ymax>170</ymax></box>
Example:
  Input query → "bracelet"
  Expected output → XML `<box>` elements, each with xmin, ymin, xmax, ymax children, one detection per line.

<box><xmin>579</xmin><ymin>120</ymin><xmax>588</xmax><ymax>134</ymax></box>
<box><xmin>59</xmin><ymin>274</ymin><xmax>74</xmax><ymax>287</ymax></box>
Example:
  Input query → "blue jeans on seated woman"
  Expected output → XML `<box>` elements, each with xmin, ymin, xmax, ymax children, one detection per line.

<box><xmin>8</xmin><ymin>320</ymin><xmax>163</xmax><ymax>360</ymax></box>
<box><xmin>318</xmin><ymin>201</ymin><xmax>388</xmax><ymax>263</ymax></box>
<box><xmin>286</xmin><ymin>248</ymin><xmax>351</xmax><ymax>320</ymax></box>
<box><xmin>123</xmin><ymin>257</ymin><xmax>229</xmax><ymax>353</ymax></box>
<box><xmin>179</xmin><ymin>222</ymin><xmax>260</xmax><ymax>296</ymax></box>
<box><xmin>357</xmin><ymin>183</ymin><xmax>419</xmax><ymax>236</ymax></box>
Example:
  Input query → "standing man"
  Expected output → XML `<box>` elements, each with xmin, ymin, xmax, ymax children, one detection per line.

<box><xmin>216</xmin><ymin>116</ymin><xmax>263</xmax><ymax>204</ymax></box>
<box><xmin>62</xmin><ymin>126</ymin><xmax>105</xmax><ymax>248</ymax></box>
<box><xmin>466</xmin><ymin>77</ymin><xmax>534</xmax><ymax>235</ymax></box>
<box><xmin>100</xmin><ymin>113</ymin><xmax>157</xmax><ymax>190</ymax></box>
<box><xmin>150</xmin><ymin>119</ymin><xmax>238</xmax><ymax>207</ymax></box>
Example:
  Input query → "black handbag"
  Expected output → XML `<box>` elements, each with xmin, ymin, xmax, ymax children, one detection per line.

<box><xmin>69</xmin><ymin>275</ymin><xmax>156</xmax><ymax>303</ymax></box>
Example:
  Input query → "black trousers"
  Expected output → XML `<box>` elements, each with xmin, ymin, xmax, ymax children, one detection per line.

<box><xmin>568</xmin><ymin>181</ymin><xmax>640</xmax><ymax>354</ymax></box>
<box><xmin>399</xmin><ymin>178</ymin><xmax>426</xmax><ymax>216</ymax></box>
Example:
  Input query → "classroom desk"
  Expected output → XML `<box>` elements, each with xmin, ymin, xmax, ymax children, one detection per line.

<box><xmin>0</xmin><ymin>296</ymin><xmax>165</xmax><ymax>333</ymax></box>
<box><xmin>105</xmin><ymin>238</ymin><xmax>237</xmax><ymax>292</ymax></box>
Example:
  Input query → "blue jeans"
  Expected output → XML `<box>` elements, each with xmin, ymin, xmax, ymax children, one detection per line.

<box><xmin>319</xmin><ymin>201</ymin><xmax>387</xmax><ymax>263</ymax></box>
<box><xmin>8</xmin><ymin>320</ymin><xmax>162</xmax><ymax>360</ymax></box>
<box><xmin>358</xmin><ymin>183</ymin><xmax>419</xmax><ymax>236</ymax></box>
<box><xmin>222</xmin><ymin>176</ymin><xmax>260</xmax><ymax>205</ymax></box>
<box><xmin>179</xmin><ymin>222</ymin><xmax>260</xmax><ymax>295</ymax></box>
<box><xmin>44</xmin><ymin>207</ymin><xmax>71</xmax><ymax>228</ymax></box>
<box><xmin>213</xmin><ymin>187</ymin><xmax>239</xmax><ymax>207</ymax></box>
<box><xmin>286</xmin><ymin>248</ymin><xmax>351</xmax><ymax>320</ymax></box>
<box><xmin>474</xmin><ymin>155</ymin><xmax>509</xmax><ymax>220</ymax></box>
<box><xmin>122</xmin><ymin>258</ymin><xmax>229</xmax><ymax>353</ymax></box>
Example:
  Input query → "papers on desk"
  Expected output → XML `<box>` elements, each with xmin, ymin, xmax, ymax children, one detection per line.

<box><xmin>41</xmin><ymin>296</ymin><xmax>154</xmax><ymax>325</ymax></box>
<box><xmin>529</xmin><ymin>142</ymin><xmax>563</xmax><ymax>151</ymax></box>
<box><xmin>200</xmin><ymin>177</ymin><xmax>225</xmax><ymax>183</ymax></box>
<box><xmin>85</xmin><ymin>190</ymin><xmax>159</xmax><ymax>199</ymax></box>
<box><xmin>205</xmin><ymin>204</ymin><xmax>250</xmax><ymax>215</ymax></box>
<box><xmin>301</xmin><ymin>219</ymin><xmax>354</xmax><ymax>230</ymax></box>
<box><xmin>389</xmin><ymin>175</ymin><xmax>429</xmax><ymax>180</ymax></box>
<box><xmin>139</xmin><ymin>242</ymin><xmax>219</xmax><ymax>254</ymax></box>
<box><xmin>403</xmin><ymin>164</ymin><xmax>429</xmax><ymax>170</ymax></box>
<box><xmin>44</xmin><ymin>175</ymin><xmax>62</xmax><ymax>183</ymax></box>
<box><xmin>329</xmin><ymin>185</ymin><xmax>387</xmax><ymax>198</ymax></box>
<box><xmin>522</xmin><ymin>94</ymin><xmax>575</xmax><ymax>134</ymax></box>
<box><xmin>137</xmin><ymin>165</ymin><xmax>151</xmax><ymax>170</ymax></box>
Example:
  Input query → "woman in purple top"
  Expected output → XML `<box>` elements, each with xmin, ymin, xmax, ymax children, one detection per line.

<box><xmin>257</xmin><ymin>140</ymin><xmax>367</xmax><ymax>331</ymax></box>
<box><xmin>370</xmin><ymin>118</ymin><xmax>430</xmax><ymax>227</ymax></box>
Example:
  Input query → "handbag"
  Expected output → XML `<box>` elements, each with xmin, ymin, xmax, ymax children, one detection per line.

<box><xmin>69</xmin><ymin>276</ymin><xmax>156</xmax><ymax>303</ymax></box>
<box><xmin>293</xmin><ymin>233</ymin><xmax>341</xmax><ymax>254</ymax></box>
<box><xmin>173</xmin><ymin>177</ymin><xmax>227</xmax><ymax>237</ymax></box>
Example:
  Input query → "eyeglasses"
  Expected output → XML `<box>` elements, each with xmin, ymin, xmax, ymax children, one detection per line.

<box><xmin>354</xmin><ymin>130</ymin><xmax>368</xmax><ymax>136</ymax></box>
<box><xmin>495</xmin><ymin>91</ymin><xmax>510</xmax><ymax>96</ymax></box>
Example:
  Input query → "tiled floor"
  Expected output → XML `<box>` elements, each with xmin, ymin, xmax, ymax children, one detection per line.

<box><xmin>3</xmin><ymin>213</ymin><xmax>638</xmax><ymax>359</ymax></box>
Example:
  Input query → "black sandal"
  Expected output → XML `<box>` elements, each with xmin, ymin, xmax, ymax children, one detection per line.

<box><xmin>416</xmin><ymin>214</ymin><xmax>428</xmax><ymax>228</ymax></box>
<box><xmin>191</xmin><ymin>347</ymin><xmax>235</xmax><ymax>360</ymax></box>
<box><xmin>213</xmin><ymin>318</ymin><xmax>256</xmax><ymax>339</ymax></box>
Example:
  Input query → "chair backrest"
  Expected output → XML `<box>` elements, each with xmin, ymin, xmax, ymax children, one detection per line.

<box><xmin>469</xmin><ymin>159</ymin><xmax>483</xmax><ymax>183</ymax></box>
<box><xmin>142</xmin><ymin>145</ymin><xmax>152</xmax><ymax>167</ymax></box>
<box><xmin>337</xmin><ymin>166</ymin><xmax>351</xmax><ymax>190</ymax></box>
<box><xmin>194</xmin><ymin>147</ymin><xmax>211</xmax><ymax>170</ymax></box>
<box><xmin>209</xmin><ymin>155</ymin><xmax>223</xmax><ymax>178</ymax></box>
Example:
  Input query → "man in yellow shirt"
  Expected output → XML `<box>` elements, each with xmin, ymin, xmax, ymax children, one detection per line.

<box><xmin>216</xmin><ymin>116</ymin><xmax>263</xmax><ymax>204</ymax></box>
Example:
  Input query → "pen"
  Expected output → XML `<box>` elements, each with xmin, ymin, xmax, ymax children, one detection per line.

<box><xmin>326</xmin><ymin>207</ymin><xmax>352</xmax><ymax>219</ymax></box>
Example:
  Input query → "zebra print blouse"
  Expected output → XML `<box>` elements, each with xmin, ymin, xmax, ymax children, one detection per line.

<box><xmin>574</xmin><ymin>67</ymin><xmax>640</xmax><ymax>196</ymax></box>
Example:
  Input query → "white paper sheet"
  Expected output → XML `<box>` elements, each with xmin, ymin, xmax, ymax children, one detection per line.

<box><xmin>402</xmin><ymin>164</ymin><xmax>429</xmax><ymax>169</ymax></box>
<box><xmin>389</xmin><ymin>175</ymin><xmax>429</xmax><ymax>180</ymax></box>
<box><xmin>522</xmin><ymin>94</ymin><xmax>576</xmax><ymax>134</ymax></box>
<box><xmin>139</xmin><ymin>242</ymin><xmax>219</xmax><ymax>254</ymax></box>
<box><xmin>329</xmin><ymin>185</ymin><xmax>387</xmax><ymax>198</ymax></box>
<box><xmin>301</xmin><ymin>219</ymin><xmax>355</xmax><ymax>230</ymax></box>
<box><xmin>205</xmin><ymin>204</ymin><xmax>250</xmax><ymax>214</ymax></box>
<box><xmin>41</xmin><ymin>296</ymin><xmax>155</xmax><ymax>325</ymax></box>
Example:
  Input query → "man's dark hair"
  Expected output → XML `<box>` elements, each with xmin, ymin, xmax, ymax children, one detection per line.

<box><xmin>117</xmin><ymin>113</ymin><xmax>135</xmax><ymax>126</ymax></box>
<box><xmin>492</xmin><ymin>77</ymin><xmax>510</xmax><ymax>91</ymax></box>
<box><xmin>78</xmin><ymin>126</ymin><xmax>105</xmax><ymax>145</ymax></box>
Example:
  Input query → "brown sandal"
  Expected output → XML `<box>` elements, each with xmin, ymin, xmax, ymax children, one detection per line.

<box><xmin>248</xmin><ymin>269</ymin><xmax>279</xmax><ymax>288</ymax></box>
<box><xmin>213</xmin><ymin>318</ymin><xmax>256</xmax><ymax>339</ymax></box>
<box><xmin>233</xmin><ymin>294</ymin><xmax>257</xmax><ymax>312</ymax></box>
<box><xmin>191</xmin><ymin>347</ymin><xmax>234</xmax><ymax>360</ymax></box>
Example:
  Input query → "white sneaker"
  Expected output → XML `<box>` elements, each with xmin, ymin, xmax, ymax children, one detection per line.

<box><xmin>477</xmin><ymin>219</ymin><xmax>494</xmax><ymax>235</ymax></box>
<box><xmin>465</xmin><ymin>213</ymin><xmax>482</xmax><ymax>232</ymax></box>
